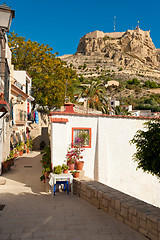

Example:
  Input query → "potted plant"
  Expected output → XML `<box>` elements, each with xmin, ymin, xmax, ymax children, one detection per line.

<box><xmin>16</xmin><ymin>142</ymin><xmax>24</xmax><ymax>156</ymax></box>
<box><xmin>66</xmin><ymin>147</ymin><xmax>77</xmax><ymax>170</ymax></box>
<box><xmin>53</xmin><ymin>165</ymin><xmax>62</xmax><ymax>174</ymax></box>
<box><xmin>26</xmin><ymin>139</ymin><xmax>30</xmax><ymax>153</ymax></box>
<box><xmin>62</xmin><ymin>164</ymin><xmax>69</xmax><ymax>173</ymax></box>
<box><xmin>8</xmin><ymin>150</ymin><xmax>15</xmax><ymax>166</ymax></box>
<box><xmin>73</xmin><ymin>130</ymin><xmax>90</xmax><ymax>170</ymax></box>
<box><xmin>2</xmin><ymin>159</ymin><xmax>10</xmax><ymax>173</ymax></box>
<box><xmin>42</xmin><ymin>168</ymin><xmax>51</xmax><ymax>179</ymax></box>
<box><xmin>70</xmin><ymin>170</ymin><xmax>80</xmax><ymax>178</ymax></box>
<box><xmin>73</xmin><ymin>145</ymin><xmax>84</xmax><ymax>170</ymax></box>
<box><xmin>13</xmin><ymin>148</ymin><xmax>18</xmax><ymax>158</ymax></box>
<box><xmin>26</xmin><ymin>139</ymin><xmax>33</xmax><ymax>153</ymax></box>
<box><xmin>40</xmin><ymin>145</ymin><xmax>51</xmax><ymax>182</ymax></box>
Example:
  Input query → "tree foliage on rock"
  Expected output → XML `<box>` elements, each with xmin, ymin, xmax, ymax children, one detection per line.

<box><xmin>130</xmin><ymin>120</ymin><xmax>160</xmax><ymax>179</ymax></box>
<box><xmin>8</xmin><ymin>32</ymin><xmax>78</xmax><ymax>110</ymax></box>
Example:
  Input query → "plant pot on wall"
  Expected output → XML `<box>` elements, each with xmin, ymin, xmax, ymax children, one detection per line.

<box><xmin>8</xmin><ymin>158</ymin><xmax>14</xmax><ymax>167</ymax></box>
<box><xmin>63</xmin><ymin>169</ymin><xmax>68</xmax><ymax>174</ymax></box>
<box><xmin>75</xmin><ymin>161</ymin><xmax>84</xmax><ymax>170</ymax></box>
<box><xmin>68</xmin><ymin>163</ymin><xmax>75</xmax><ymax>170</ymax></box>
<box><xmin>73</xmin><ymin>171</ymin><xmax>80</xmax><ymax>178</ymax></box>
<box><xmin>2</xmin><ymin>161</ymin><xmax>10</xmax><ymax>173</ymax></box>
<box><xmin>19</xmin><ymin>151</ymin><xmax>23</xmax><ymax>156</ymax></box>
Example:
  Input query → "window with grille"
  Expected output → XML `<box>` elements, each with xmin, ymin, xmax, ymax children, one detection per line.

<box><xmin>72</xmin><ymin>128</ymin><xmax>91</xmax><ymax>148</ymax></box>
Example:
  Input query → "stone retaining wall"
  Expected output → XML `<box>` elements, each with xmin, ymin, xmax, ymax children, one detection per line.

<box><xmin>73</xmin><ymin>178</ymin><xmax>160</xmax><ymax>240</ymax></box>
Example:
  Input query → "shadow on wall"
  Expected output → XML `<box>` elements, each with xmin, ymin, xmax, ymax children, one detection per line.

<box><xmin>33</xmin><ymin>127</ymin><xmax>50</xmax><ymax>150</ymax></box>
<box><xmin>94</xmin><ymin>120</ymin><xmax>99</xmax><ymax>181</ymax></box>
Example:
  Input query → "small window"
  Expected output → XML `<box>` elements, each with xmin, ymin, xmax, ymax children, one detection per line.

<box><xmin>72</xmin><ymin>128</ymin><xmax>91</xmax><ymax>148</ymax></box>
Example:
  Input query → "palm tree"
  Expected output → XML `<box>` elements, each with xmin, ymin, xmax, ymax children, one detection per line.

<box><xmin>76</xmin><ymin>80</ymin><xmax>108</xmax><ymax>114</ymax></box>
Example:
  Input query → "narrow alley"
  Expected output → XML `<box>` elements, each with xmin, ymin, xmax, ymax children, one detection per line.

<box><xmin>0</xmin><ymin>152</ymin><xmax>147</xmax><ymax>240</ymax></box>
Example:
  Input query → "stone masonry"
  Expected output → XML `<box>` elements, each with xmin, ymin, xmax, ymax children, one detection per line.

<box><xmin>73</xmin><ymin>178</ymin><xmax>160</xmax><ymax>240</ymax></box>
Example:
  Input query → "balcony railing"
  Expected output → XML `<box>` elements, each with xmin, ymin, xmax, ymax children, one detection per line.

<box><xmin>14</xmin><ymin>80</ymin><xmax>23</xmax><ymax>91</ymax></box>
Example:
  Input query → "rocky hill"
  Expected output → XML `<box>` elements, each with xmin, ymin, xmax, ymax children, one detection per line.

<box><xmin>76</xmin><ymin>27</ymin><xmax>160</xmax><ymax>69</ymax></box>
<box><xmin>60</xmin><ymin>27</ymin><xmax>160</xmax><ymax>81</ymax></box>
<box><xmin>59</xmin><ymin>27</ymin><xmax>160</xmax><ymax>109</ymax></box>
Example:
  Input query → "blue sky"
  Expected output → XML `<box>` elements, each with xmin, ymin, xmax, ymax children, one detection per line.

<box><xmin>3</xmin><ymin>0</ymin><xmax>160</xmax><ymax>56</ymax></box>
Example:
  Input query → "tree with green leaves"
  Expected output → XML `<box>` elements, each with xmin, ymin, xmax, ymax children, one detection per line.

<box><xmin>8</xmin><ymin>32</ymin><xmax>78</xmax><ymax>110</ymax></box>
<box><xmin>114</xmin><ymin>106</ymin><xmax>131</xmax><ymax>116</ymax></box>
<box><xmin>76</xmin><ymin>80</ymin><xmax>108</xmax><ymax>113</ymax></box>
<box><xmin>130</xmin><ymin>120</ymin><xmax>160</xmax><ymax>179</ymax></box>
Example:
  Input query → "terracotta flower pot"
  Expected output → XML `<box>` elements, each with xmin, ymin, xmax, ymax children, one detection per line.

<box><xmin>75</xmin><ymin>161</ymin><xmax>84</xmax><ymax>170</ymax></box>
<box><xmin>44</xmin><ymin>172</ymin><xmax>49</xmax><ymax>179</ymax></box>
<box><xmin>2</xmin><ymin>162</ymin><xmax>10</xmax><ymax>173</ymax></box>
<box><xmin>19</xmin><ymin>151</ymin><xmax>23</xmax><ymax>156</ymax></box>
<box><xmin>27</xmin><ymin>148</ymin><xmax>29</xmax><ymax>154</ymax></box>
<box><xmin>14</xmin><ymin>154</ymin><xmax>18</xmax><ymax>158</ymax></box>
<box><xmin>68</xmin><ymin>163</ymin><xmax>75</xmax><ymax>170</ymax></box>
<box><xmin>63</xmin><ymin>169</ymin><xmax>68</xmax><ymax>174</ymax></box>
<box><xmin>8</xmin><ymin>159</ymin><xmax>14</xmax><ymax>167</ymax></box>
<box><xmin>73</xmin><ymin>171</ymin><xmax>80</xmax><ymax>178</ymax></box>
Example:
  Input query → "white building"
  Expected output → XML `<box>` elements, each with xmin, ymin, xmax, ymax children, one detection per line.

<box><xmin>50</xmin><ymin>103</ymin><xmax>160</xmax><ymax>208</ymax></box>
<box><xmin>121</xmin><ymin>104</ymin><xmax>132</xmax><ymax>112</ymax></box>
<box><xmin>0</xmin><ymin>37</ymin><xmax>12</xmax><ymax>174</ymax></box>
<box><xmin>109</xmin><ymin>99</ymin><xmax>120</xmax><ymax>108</ymax></box>
<box><xmin>10</xmin><ymin>69</ymin><xmax>34</xmax><ymax>147</ymax></box>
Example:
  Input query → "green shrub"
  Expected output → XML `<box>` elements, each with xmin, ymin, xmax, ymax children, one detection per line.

<box><xmin>130</xmin><ymin>120</ymin><xmax>160</xmax><ymax>179</ymax></box>
<box><xmin>143</xmin><ymin>80</ymin><xmax>158</xmax><ymax>89</ymax></box>
<box><xmin>83</xmin><ymin>63</ymin><xmax>87</xmax><ymax>70</ymax></box>
<box><xmin>40</xmin><ymin>145</ymin><xmax>51</xmax><ymax>181</ymax></box>
<box><xmin>53</xmin><ymin>165</ymin><xmax>62</xmax><ymax>174</ymax></box>
<box><xmin>127</xmin><ymin>78</ymin><xmax>140</xmax><ymax>86</ymax></box>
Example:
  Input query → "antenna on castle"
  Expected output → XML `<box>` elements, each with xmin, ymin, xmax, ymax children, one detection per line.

<box><xmin>114</xmin><ymin>16</ymin><xmax>116</xmax><ymax>32</ymax></box>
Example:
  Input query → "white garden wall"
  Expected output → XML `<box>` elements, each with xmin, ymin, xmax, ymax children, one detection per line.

<box><xmin>50</xmin><ymin>113</ymin><xmax>160</xmax><ymax>208</ymax></box>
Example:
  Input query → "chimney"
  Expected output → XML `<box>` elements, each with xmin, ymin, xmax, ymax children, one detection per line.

<box><xmin>84</xmin><ymin>99</ymin><xmax>87</xmax><ymax>109</ymax></box>
<box><xmin>64</xmin><ymin>102</ymin><xmax>75</xmax><ymax>113</ymax></box>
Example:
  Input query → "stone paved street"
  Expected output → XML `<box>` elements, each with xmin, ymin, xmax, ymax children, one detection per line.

<box><xmin>0</xmin><ymin>151</ymin><xmax>148</xmax><ymax>240</ymax></box>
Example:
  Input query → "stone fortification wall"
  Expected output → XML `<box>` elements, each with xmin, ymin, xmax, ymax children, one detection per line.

<box><xmin>84</xmin><ymin>29</ymin><xmax>150</xmax><ymax>40</ymax></box>
<box><xmin>85</xmin><ymin>30</ymin><xmax>105</xmax><ymax>38</ymax></box>
<box><xmin>74</xmin><ymin>178</ymin><xmax>160</xmax><ymax>240</ymax></box>
<box><xmin>104</xmin><ymin>31</ymin><xmax>125</xmax><ymax>38</ymax></box>
<box><xmin>85</xmin><ymin>30</ymin><xmax>125</xmax><ymax>39</ymax></box>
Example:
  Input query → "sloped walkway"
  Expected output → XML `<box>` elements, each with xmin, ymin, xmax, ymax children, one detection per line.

<box><xmin>0</xmin><ymin>151</ymin><xmax>147</xmax><ymax>240</ymax></box>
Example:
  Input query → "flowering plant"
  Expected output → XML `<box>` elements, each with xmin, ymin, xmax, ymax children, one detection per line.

<box><xmin>40</xmin><ymin>145</ymin><xmax>51</xmax><ymax>181</ymax></box>
<box><xmin>73</xmin><ymin>130</ymin><xmax>90</xmax><ymax>147</ymax></box>
<box><xmin>66</xmin><ymin>145</ymin><xmax>84</xmax><ymax>164</ymax></box>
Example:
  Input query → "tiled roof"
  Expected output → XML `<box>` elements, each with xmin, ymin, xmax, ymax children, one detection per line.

<box><xmin>49</xmin><ymin>111</ymin><xmax>159</xmax><ymax>120</ymax></box>
<box><xmin>50</xmin><ymin>117</ymin><xmax>69</xmax><ymax>123</ymax></box>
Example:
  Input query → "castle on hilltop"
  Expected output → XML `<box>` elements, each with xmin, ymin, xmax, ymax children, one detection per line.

<box><xmin>76</xmin><ymin>27</ymin><xmax>159</xmax><ymax>69</ymax></box>
<box><xmin>83</xmin><ymin>27</ymin><xmax>151</xmax><ymax>40</ymax></box>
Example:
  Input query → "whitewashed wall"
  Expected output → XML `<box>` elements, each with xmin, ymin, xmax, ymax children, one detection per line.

<box><xmin>0</xmin><ymin>118</ymin><xmax>3</xmax><ymax>175</ymax></box>
<box><xmin>51</xmin><ymin>114</ymin><xmax>160</xmax><ymax>208</ymax></box>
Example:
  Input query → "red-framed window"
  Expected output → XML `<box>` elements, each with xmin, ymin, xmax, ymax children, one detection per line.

<box><xmin>72</xmin><ymin>127</ymin><xmax>91</xmax><ymax>148</ymax></box>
